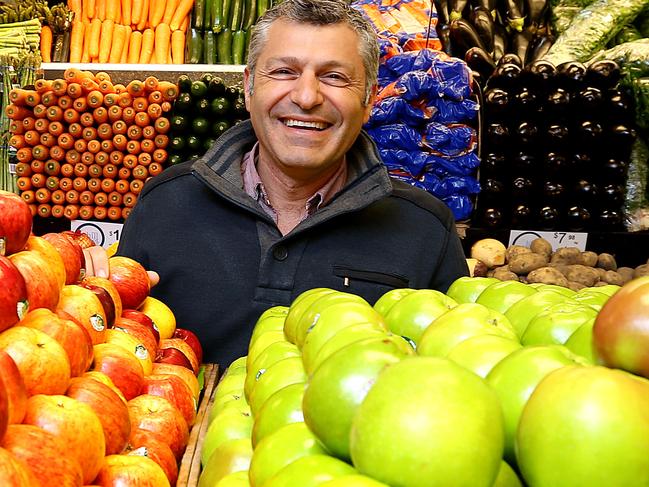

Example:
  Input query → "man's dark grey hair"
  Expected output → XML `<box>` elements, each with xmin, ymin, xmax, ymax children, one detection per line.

<box><xmin>246</xmin><ymin>0</ymin><xmax>380</xmax><ymax>105</ymax></box>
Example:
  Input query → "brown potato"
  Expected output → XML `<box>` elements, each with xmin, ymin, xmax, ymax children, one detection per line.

<box><xmin>548</xmin><ymin>262</ymin><xmax>570</xmax><ymax>276</ymax></box>
<box><xmin>634</xmin><ymin>264</ymin><xmax>649</xmax><ymax>278</ymax></box>
<box><xmin>567</xmin><ymin>280</ymin><xmax>587</xmax><ymax>291</ymax></box>
<box><xmin>509</xmin><ymin>253</ymin><xmax>549</xmax><ymax>275</ymax></box>
<box><xmin>617</xmin><ymin>267</ymin><xmax>635</xmax><ymax>283</ymax></box>
<box><xmin>597</xmin><ymin>253</ymin><xmax>617</xmax><ymax>271</ymax></box>
<box><xmin>602</xmin><ymin>270</ymin><xmax>624</xmax><ymax>286</ymax></box>
<box><xmin>564</xmin><ymin>265</ymin><xmax>600</xmax><ymax>287</ymax></box>
<box><xmin>550</xmin><ymin>247</ymin><xmax>581</xmax><ymax>265</ymax></box>
<box><xmin>595</xmin><ymin>268</ymin><xmax>608</xmax><ymax>281</ymax></box>
<box><xmin>506</xmin><ymin>245</ymin><xmax>532</xmax><ymax>263</ymax></box>
<box><xmin>527</xmin><ymin>267</ymin><xmax>569</xmax><ymax>287</ymax></box>
<box><xmin>493</xmin><ymin>267</ymin><xmax>519</xmax><ymax>281</ymax></box>
<box><xmin>578</xmin><ymin>251</ymin><xmax>598</xmax><ymax>267</ymax></box>
<box><xmin>530</xmin><ymin>238</ymin><xmax>552</xmax><ymax>257</ymax></box>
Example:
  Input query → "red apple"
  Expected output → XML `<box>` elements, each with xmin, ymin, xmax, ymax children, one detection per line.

<box><xmin>156</xmin><ymin>347</ymin><xmax>194</xmax><ymax>372</ymax></box>
<box><xmin>0</xmin><ymin>351</ymin><xmax>27</xmax><ymax>424</ymax></box>
<box><xmin>1</xmin><ymin>423</ymin><xmax>84</xmax><ymax>487</ymax></box>
<box><xmin>56</xmin><ymin>284</ymin><xmax>108</xmax><ymax>345</ymax></box>
<box><xmin>23</xmin><ymin>235</ymin><xmax>66</xmax><ymax>291</ymax></box>
<box><xmin>94</xmin><ymin>454</ymin><xmax>171</xmax><ymax>487</ymax></box>
<box><xmin>23</xmin><ymin>394</ymin><xmax>106</xmax><ymax>484</ymax></box>
<box><xmin>0</xmin><ymin>446</ymin><xmax>40</xmax><ymax>486</ymax></box>
<box><xmin>125</xmin><ymin>428</ymin><xmax>179</xmax><ymax>485</ymax></box>
<box><xmin>114</xmin><ymin>316</ymin><xmax>159</xmax><ymax>364</ymax></box>
<box><xmin>82</xmin><ymin>370</ymin><xmax>127</xmax><ymax>403</ymax></box>
<box><xmin>0</xmin><ymin>256</ymin><xmax>28</xmax><ymax>333</ymax></box>
<box><xmin>0</xmin><ymin>190</ymin><xmax>32</xmax><ymax>256</ymax></box>
<box><xmin>0</xmin><ymin>364</ymin><xmax>7</xmax><ymax>443</ymax></box>
<box><xmin>20</xmin><ymin>308</ymin><xmax>94</xmax><ymax>377</ymax></box>
<box><xmin>108</xmin><ymin>256</ymin><xmax>150</xmax><ymax>309</ymax></box>
<box><xmin>81</xmin><ymin>276</ymin><xmax>123</xmax><ymax>322</ymax></box>
<box><xmin>80</xmin><ymin>282</ymin><xmax>116</xmax><ymax>329</ymax></box>
<box><xmin>127</xmin><ymin>394</ymin><xmax>189</xmax><ymax>460</ymax></box>
<box><xmin>104</xmin><ymin>328</ymin><xmax>153</xmax><ymax>376</ymax></box>
<box><xmin>66</xmin><ymin>375</ymin><xmax>131</xmax><ymax>455</ymax></box>
<box><xmin>8</xmin><ymin>250</ymin><xmax>61</xmax><ymax>311</ymax></box>
<box><xmin>61</xmin><ymin>230</ymin><xmax>97</xmax><ymax>249</ymax></box>
<box><xmin>121</xmin><ymin>309</ymin><xmax>160</xmax><ymax>343</ymax></box>
<box><xmin>152</xmin><ymin>362</ymin><xmax>200</xmax><ymax>402</ymax></box>
<box><xmin>42</xmin><ymin>232</ymin><xmax>84</xmax><ymax>285</ymax></box>
<box><xmin>159</xmin><ymin>338</ymin><xmax>199</xmax><ymax>375</ymax></box>
<box><xmin>141</xmin><ymin>373</ymin><xmax>197</xmax><ymax>427</ymax></box>
<box><xmin>92</xmin><ymin>343</ymin><xmax>145</xmax><ymax>401</ymax></box>
<box><xmin>173</xmin><ymin>328</ymin><xmax>203</xmax><ymax>366</ymax></box>
<box><xmin>0</xmin><ymin>326</ymin><xmax>71</xmax><ymax>395</ymax></box>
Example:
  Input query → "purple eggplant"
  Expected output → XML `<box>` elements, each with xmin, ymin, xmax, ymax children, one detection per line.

<box><xmin>450</xmin><ymin>18</ymin><xmax>488</xmax><ymax>58</ymax></box>
<box><xmin>437</xmin><ymin>23</ymin><xmax>453</xmax><ymax>55</ymax></box>
<box><xmin>526</xmin><ymin>0</ymin><xmax>549</xmax><ymax>31</ymax></box>
<box><xmin>498</xmin><ymin>53</ymin><xmax>523</xmax><ymax>67</ymax></box>
<box><xmin>465</xmin><ymin>47</ymin><xmax>497</xmax><ymax>81</ymax></box>
<box><xmin>434</xmin><ymin>0</ymin><xmax>451</xmax><ymax>26</ymax></box>
<box><xmin>511</xmin><ymin>29</ymin><xmax>533</xmax><ymax>66</ymax></box>
<box><xmin>492</xmin><ymin>23</ymin><xmax>508</xmax><ymax>64</ymax></box>
<box><xmin>470</xmin><ymin>7</ymin><xmax>495</xmax><ymax>53</ymax></box>
<box><xmin>526</xmin><ymin>35</ymin><xmax>554</xmax><ymax>65</ymax></box>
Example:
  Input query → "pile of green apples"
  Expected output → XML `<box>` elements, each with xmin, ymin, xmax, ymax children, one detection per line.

<box><xmin>196</xmin><ymin>275</ymin><xmax>649</xmax><ymax>487</ymax></box>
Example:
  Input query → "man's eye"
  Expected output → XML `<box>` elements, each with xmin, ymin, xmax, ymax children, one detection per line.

<box><xmin>269</xmin><ymin>69</ymin><xmax>295</xmax><ymax>77</ymax></box>
<box><xmin>321</xmin><ymin>73</ymin><xmax>349</xmax><ymax>86</ymax></box>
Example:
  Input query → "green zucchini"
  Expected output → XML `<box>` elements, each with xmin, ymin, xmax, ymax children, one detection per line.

<box><xmin>232</xmin><ymin>29</ymin><xmax>246</xmax><ymax>64</ymax></box>
<box><xmin>222</xmin><ymin>0</ymin><xmax>232</xmax><ymax>33</ymax></box>
<box><xmin>243</xmin><ymin>0</ymin><xmax>256</xmax><ymax>29</ymax></box>
<box><xmin>177</xmin><ymin>75</ymin><xmax>192</xmax><ymax>93</ymax></box>
<box><xmin>257</xmin><ymin>0</ymin><xmax>269</xmax><ymax>19</ymax></box>
<box><xmin>210</xmin><ymin>97</ymin><xmax>230</xmax><ymax>116</ymax></box>
<box><xmin>171</xmin><ymin>115</ymin><xmax>189</xmax><ymax>133</ymax></box>
<box><xmin>170</xmin><ymin>136</ymin><xmax>187</xmax><ymax>152</ymax></box>
<box><xmin>204</xmin><ymin>137</ymin><xmax>217</xmax><ymax>150</ymax></box>
<box><xmin>188</xmin><ymin>28</ymin><xmax>203</xmax><ymax>64</ymax></box>
<box><xmin>193</xmin><ymin>0</ymin><xmax>205</xmax><ymax>29</ymax></box>
<box><xmin>195</xmin><ymin>98</ymin><xmax>211</xmax><ymax>115</ymax></box>
<box><xmin>204</xmin><ymin>30</ymin><xmax>217</xmax><ymax>64</ymax></box>
<box><xmin>208</xmin><ymin>77</ymin><xmax>227</xmax><ymax>96</ymax></box>
<box><xmin>230</xmin><ymin>0</ymin><xmax>244</xmax><ymax>31</ymax></box>
<box><xmin>212</xmin><ymin>120</ymin><xmax>231</xmax><ymax>136</ymax></box>
<box><xmin>190</xmin><ymin>80</ymin><xmax>208</xmax><ymax>98</ymax></box>
<box><xmin>212</xmin><ymin>0</ymin><xmax>223</xmax><ymax>32</ymax></box>
<box><xmin>169</xmin><ymin>153</ymin><xmax>185</xmax><ymax>165</ymax></box>
<box><xmin>174</xmin><ymin>92</ymin><xmax>193</xmax><ymax>112</ymax></box>
<box><xmin>187</xmin><ymin>135</ymin><xmax>202</xmax><ymax>150</ymax></box>
<box><xmin>217</xmin><ymin>28</ymin><xmax>233</xmax><ymax>64</ymax></box>
<box><xmin>204</xmin><ymin>0</ymin><xmax>213</xmax><ymax>30</ymax></box>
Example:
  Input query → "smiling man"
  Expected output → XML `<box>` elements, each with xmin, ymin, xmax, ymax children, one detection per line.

<box><xmin>91</xmin><ymin>0</ymin><xmax>469</xmax><ymax>366</ymax></box>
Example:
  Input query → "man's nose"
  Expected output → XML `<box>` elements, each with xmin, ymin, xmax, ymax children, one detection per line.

<box><xmin>290</xmin><ymin>72</ymin><xmax>324</xmax><ymax>110</ymax></box>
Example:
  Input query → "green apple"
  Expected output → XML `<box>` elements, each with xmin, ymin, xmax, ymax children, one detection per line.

<box><xmin>350</xmin><ymin>357</ymin><xmax>504</xmax><ymax>487</ymax></box>
<box><xmin>252</xmin><ymin>382</ymin><xmax>305</xmax><ymax>447</ymax></box>
<box><xmin>264</xmin><ymin>455</ymin><xmax>356</xmax><ymax>487</ymax></box>
<box><xmin>446</xmin><ymin>276</ymin><xmax>499</xmax><ymax>304</ymax></box>
<box><xmin>284</xmin><ymin>288</ymin><xmax>337</xmax><ymax>344</ymax></box>
<box><xmin>214</xmin><ymin>373</ymin><xmax>246</xmax><ymax>403</ymax></box>
<box><xmin>446</xmin><ymin>334</ymin><xmax>523</xmax><ymax>378</ymax></box>
<box><xmin>563</xmin><ymin>317</ymin><xmax>595</xmax><ymax>364</ymax></box>
<box><xmin>308</xmin><ymin>326</ymin><xmax>397</xmax><ymax>374</ymax></box>
<box><xmin>212</xmin><ymin>471</ymin><xmax>250</xmax><ymax>487</ymax></box>
<box><xmin>249</xmin><ymin>307</ymin><xmax>289</xmax><ymax>349</ymax></box>
<box><xmin>320</xmin><ymin>475</ymin><xmax>389</xmax><ymax>486</ymax></box>
<box><xmin>417</xmin><ymin>302</ymin><xmax>517</xmax><ymax>358</ymax></box>
<box><xmin>302</xmin><ymin>336</ymin><xmax>413</xmax><ymax>461</ymax></box>
<box><xmin>225</xmin><ymin>356</ymin><xmax>248</xmax><ymax>375</ymax></box>
<box><xmin>248</xmin><ymin>422</ymin><xmax>327</xmax><ymax>487</ymax></box>
<box><xmin>244</xmin><ymin>341</ymin><xmax>301</xmax><ymax>400</ymax></box>
<box><xmin>383</xmin><ymin>289</ymin><xmax>457</xmax><ymax>345</ymax></box>
<box><xmin>529</xmin><ymin>283</ymin><xmax>576</xmax><ymax>297</ymax></box>
<box><xmin>492</xmin><ymin>461</ymin><xmax>522</xmax><ymax>487</ymax></box>
<box><xmin>504</xmin><ymin>290</ymin><xmax>573</xmax><ymax>338</ymax></box>
<box><xmin>476</xmin><ymin>280</ymin><xmax>537</xmax><ymax>314</ymax></box>
<box><xmin>198</xmin><ymin>438</ymin><xmax>252</xmax><ymax>487</ymax></box>
<box><xmin>516</xmin><ymin>365</ymin><xmax>649</xmax><ymax>486</ymax></box>
<box><xmin>201</xmin><ymin>407</ymin><xmax>253</xmax><ymax>467</ymax></box>
<box><xmin>209</xmin><ymin>392</ymin><xmax>250</xmax><ymax>422</ymax></box>
<box><xmin>485</xmin><ymin>344</ymin><xmax>586</xmax><ymax>464</ymax></box>
<box><xmin>295</xmin><ymin>292</ymin><xmax>370</xmax><ymax>348</ymax></box>
<box><xmin>580</xmin><ymin>283</ymin><xmax>620</xmax><ymax>296</ymax></box>
<box><xmin>247</xmin><ymin>330</ymin><xmax>287</xmax><ymax>370</ymax></box>
<box><xmin>521</xmin><ymin>302</ymin><xmax>597</xmax><ymax>347</ymax></box>
<box><xmin>572</xmin><ymin>290</ymin><xmax>611</xmax><ymax>311</ymax></box>
<box><xmin>248</xmin><ymin>356</ymin><xmax>306</xmax><ymax>415</ymax></box>
<box><xmin>372</xmin><ymin>288</ymin><xmax>416</xmax><ymax>317</ymax></box>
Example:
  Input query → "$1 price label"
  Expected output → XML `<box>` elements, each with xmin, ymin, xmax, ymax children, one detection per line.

<box><xmin>508</xmin><ymin>230</ymin><xmax>588</xmax><ymax>252</ymax></box>
<box><xmin>71</xmin><ymin>220</ymin><xmax>123</xmax><ymax>249</ymax></box>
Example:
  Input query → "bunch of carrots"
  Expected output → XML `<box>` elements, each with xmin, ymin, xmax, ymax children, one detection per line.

<box><xmin>66</xmin><ymin>0</ymin><xmax>193</xmax><ymax>64</ymax></box>
<box><xmin>5</xmin><ymin>68</ymin><xmax>179</xmax><ymax>222</ymax></box>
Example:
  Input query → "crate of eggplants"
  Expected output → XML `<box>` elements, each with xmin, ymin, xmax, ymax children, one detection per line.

<box><xmin>433</xmin><ymin>0</ymin><xmax>555</xmax><ymax>84</ymax></box>
<box><xmin>167</xmin><ymin>73</ymin><xmax>249</xmax><ymax>165</ymax></box>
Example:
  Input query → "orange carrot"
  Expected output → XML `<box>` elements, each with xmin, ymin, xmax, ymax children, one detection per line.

<box><xmin>66</xmin><ymin>83</ymin><xmax>83</xmax><ymax>99</ymax></box>
<box><xmin>139</xmin><ymin>28</ymin><xmax>154</xmax><ymax>63</ymax></box>
<box><xmin>69</xmin><ymin>21</ymin><xmax>85</xmax><ymax>63</ymax></box>
<box><xmin>34</xmin><ymin>79</ymin><xmax>53</xmax><ymax>94</ymax></box>
<box><xmin>68</xmin><ymin>0</ymin><xmax>82</xmax><ymax>20</ymax></box>
<box><xmin>127</xmin><ymin>30</ymin><xmax>142</xmax><ymax>64</ymax></box>
<box><xmin>87</xmin><ymin>90</ymin><xmax>104</xmax><ymax>108</ymax></box>
<box><xmin>52</xmin><ymin>79</ymin><xmax>68</xmax><ymax>96</ymax></box>
<box><xmin>99</xmin><ymin>19</ymin><xmax>114</xmax><ymax>63</ymax></box>
<box><xmin>108</xmin><ymin>23</ymin><xmax>127</xmax><ymax>63</ymax></box>
<box><xmin>105</xmin><ymin>0</ymin><xmax>119</xmax><ymax>21</ymax></box>
<box><xmin>156</xmin><ymin>81</ymin><xmax>178</xmax><ymax>101</ymax></box>
<box><xmin>171</xmin><ymin>29</ymin><xmax>184</xmax><ymax>64</ymax></box>
<box><xmin>169</xmin><ymin>0</ymin><xmax>194</xmax><ymax>30</ymax></box>
<box><xmin>162</xmin><ymin>0</ymin><xmax>179</xmax><ymax>25</ymax></box>
<box><xmin>148</xmin><ymin>0</ymin><xmax>165</xmax><ymax>28</ymax></box>
<box><xmin>81</xmin><ymin>76</ymin><xmax>99</xmax><ymax>92</ymax></box>
<box><xmin>40</xmin><ymin>25</ymin><xmax>53</xmax><ymax>63</ymax></box>
<box><xmin>6</xmin><ymin>104</ymin><xmax>31</xmax><ymax>120</ymax></box>
<box><xmin>88</xmin><ymin>18</ymin><xmax>102</xmax><ymax>59</ymax></box>
<box><xmin>132</xmin><ymin>96</ymin><xmax>148</xmax><ymax>111</ymax></box>
<box><xmin>120</xmin><ymin>25</ymin><xmax>132</xmax><ymax>63</ymax></box>
<box><xmin>154</xmin><ymin>23</ymin><xmax>171</xmax><ymax>65</ymax></box>
<box><xmin>9</xmin><ymin>88</ymin><xmax>31</xmax><ymax>106</ymax></box>
<box><xmin>81</xmin><ymin>20</ymin><xmax>92</xmax><ymax>63</ymax></box>
<box><xmin>118</xmin><ymin>92</ymin><xmax>133</xmax><ymax>108</ymax></box>
<box><xmin>179</xmin><ymin>14</ymin><xmax>189</xmax><ymax>32</ymax></box>
<box><xmin>121</xmin><ymin>0</ymin><xmax>131</xmax><ymax>25</ymax></box>
<box><xmin>136</xmin><ymin>0</ymin><xmax>149</xmax><ymax>30</ymax></box>
<box><xmin>131</xmin><ymin>0</ymin><xmax>143</xmax><ymax>24</ymax></box>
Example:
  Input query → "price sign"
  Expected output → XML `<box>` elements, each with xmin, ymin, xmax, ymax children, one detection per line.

<box><xmin>71</xmin><ymin>220</ymin><xmax>123</xmax><ymax>249</ymax></box>
<box><xmin>508</xmin><ymin>230</ymin><xmax>588</xmax><ymax>252</ymax></box>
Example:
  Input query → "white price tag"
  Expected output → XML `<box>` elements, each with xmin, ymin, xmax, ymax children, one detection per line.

<box><xmin>71</xmin><ymin>220</ymin><xmax>123</xmax><ymax>249</ymax></box>
<box><xmin>508</xmin><ymin>230</ymin><xmax>588</xmax><ymax>252</ymax></box>
<box><xmin>8</xmin><ymin>163</ymin><xmax>16</xmax><ymax>175</ymax></box>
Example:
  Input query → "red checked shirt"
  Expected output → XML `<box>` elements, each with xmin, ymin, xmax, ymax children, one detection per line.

<box><xmin>241</xmin><ymin>142</ymin><xmax>348</xmax><ymax>225</ymax></box>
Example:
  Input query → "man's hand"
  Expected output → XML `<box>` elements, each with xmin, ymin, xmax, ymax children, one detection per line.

<box><xmin>82</xmin><ymin>246</ymin><xmax>160</xmax><ymax>286</ymax></box>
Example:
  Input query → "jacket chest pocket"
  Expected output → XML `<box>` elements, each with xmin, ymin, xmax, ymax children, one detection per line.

<box><xmin>332</xmin><ymin>265</ymin><xmax>410</xmax><ymax>289</ymax></box>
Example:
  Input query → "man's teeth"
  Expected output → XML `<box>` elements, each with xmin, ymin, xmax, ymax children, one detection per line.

<box><xmin>283</xmin><ymin>119</ymin><xmax>328</xmax><ymax>130</ymax></box>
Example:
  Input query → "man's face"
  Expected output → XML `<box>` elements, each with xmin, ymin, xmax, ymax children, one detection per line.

<box><xmin>244</xmin><ymin>20</ymin><xmax>375</xmax><ymax>182</ymax></box>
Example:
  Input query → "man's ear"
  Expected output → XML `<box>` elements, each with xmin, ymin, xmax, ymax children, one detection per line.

<box><xmin>243</xmin><ymin>67</ymin><xmax>252</xmax><ymax>112</ymax></box>
<box><xmin>362</xmin><ymin>84</ymin><xmax>378</xmax><ymax>124</ymax></box>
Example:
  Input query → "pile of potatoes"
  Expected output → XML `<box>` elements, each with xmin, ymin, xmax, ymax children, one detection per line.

<box><xmin>468</xmin><ymin>238</ymin><xmax>649</xmax><ymax>291</ymax></box>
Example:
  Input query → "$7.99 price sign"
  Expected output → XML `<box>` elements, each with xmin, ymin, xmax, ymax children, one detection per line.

<box><xmin>508</xmin><ymin>230</ymin><xmax>588</xmax><ymax>252</ymax></box>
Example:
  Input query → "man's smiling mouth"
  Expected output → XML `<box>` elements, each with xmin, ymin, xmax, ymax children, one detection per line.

<box><xmin>282</xmin><ymin>119</ymin><xmax>330</xmax><ymax>130</ymax></box>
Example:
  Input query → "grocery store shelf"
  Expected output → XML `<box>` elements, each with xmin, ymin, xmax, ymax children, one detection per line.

<box><xmin>41</xmin><ymin>63</ymin><xmax>246</xmax><ymax>85</ymax></box>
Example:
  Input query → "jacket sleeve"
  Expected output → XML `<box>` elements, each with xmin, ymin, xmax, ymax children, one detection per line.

<box><xmin>429</xmin><ymin>220</ymin><xmax>469</xmax><ymax>293</ymax></box>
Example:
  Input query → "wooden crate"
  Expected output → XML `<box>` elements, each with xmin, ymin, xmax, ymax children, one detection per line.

<box><xmin>177</xmin><ymin>363</ymin><xmax>220</xmax><ymax>487</ymax></box>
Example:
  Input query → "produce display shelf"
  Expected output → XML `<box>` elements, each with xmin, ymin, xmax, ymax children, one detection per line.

<box><xmin>177</xmin><ymin>362</ymin><xmax>221</xmax><ymax>487</ymax></box>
